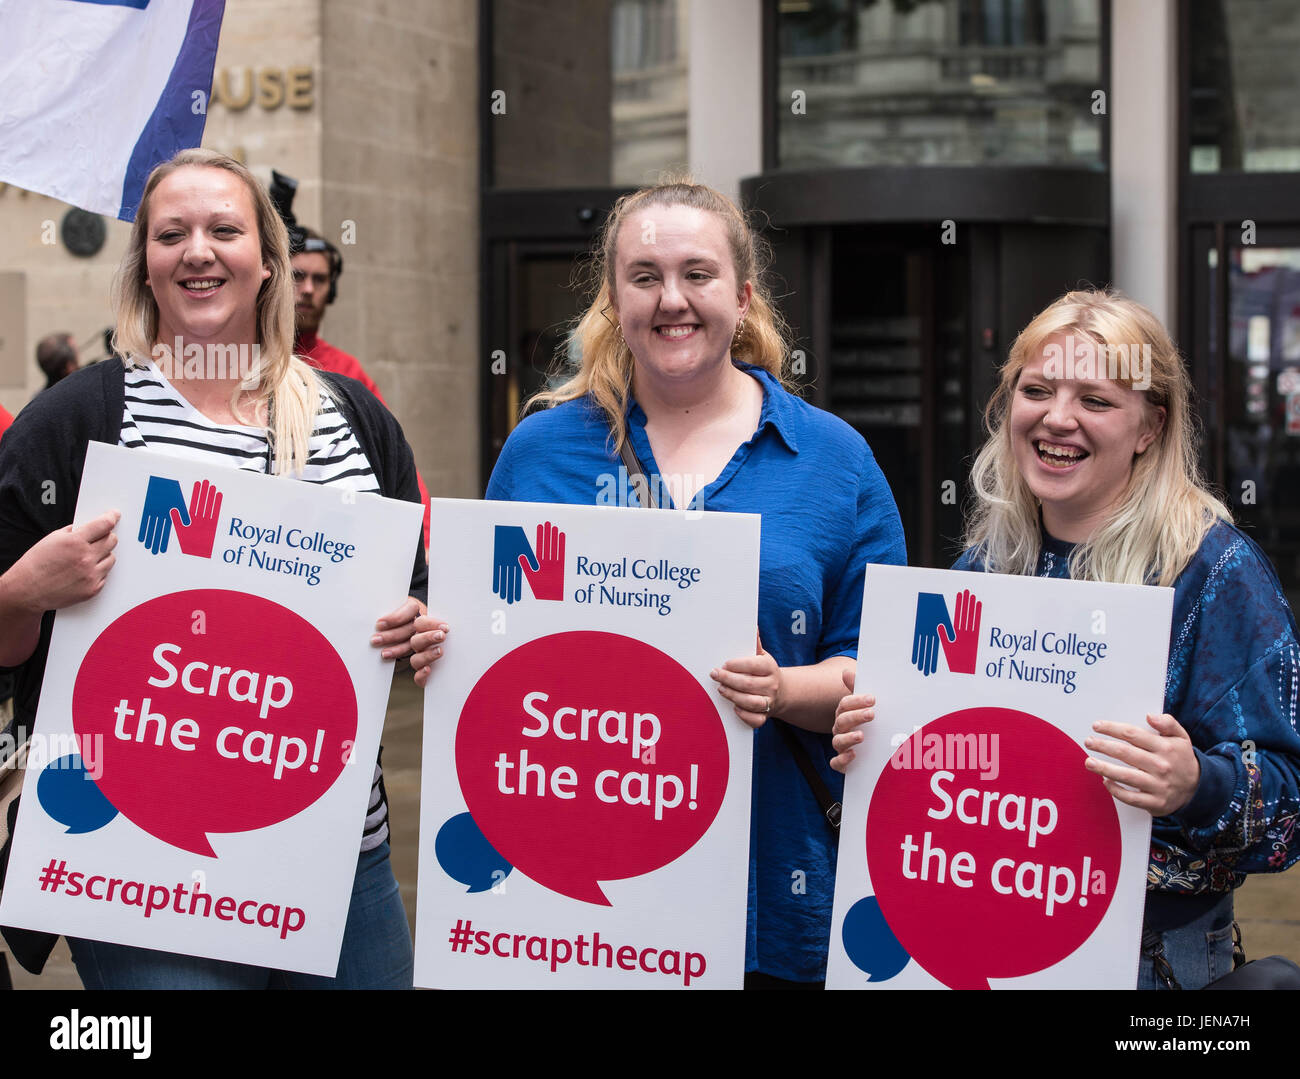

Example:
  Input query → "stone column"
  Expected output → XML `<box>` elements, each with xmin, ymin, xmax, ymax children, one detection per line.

<box><xmin>320</xmin><ymin>0</ymin><xmax>480</xmax><ymax>496</ymax></box>
<box><xmin>1110</xmin><ymin>0</ymin><xmax>1177</xmax><ymax>327</ymax></box>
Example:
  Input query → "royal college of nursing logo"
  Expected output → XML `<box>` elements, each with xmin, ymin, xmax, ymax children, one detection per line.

<box><xmin>137</xmin><ymin>477</ymin><xmax>223</xmax><ymax>559</ymax></box>
<box><xmin>911</xmin><ymin>588</ymin><xmax>982</xmax><ymax>676</ymax></box>
<box><xmin>491</xmin><ymin>521</ymin><xmax>566</xmax><ymax>604</ymax></box>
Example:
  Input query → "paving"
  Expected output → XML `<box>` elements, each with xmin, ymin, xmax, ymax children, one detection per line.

<box><xmin>7</xmin><ymin>672</ymin><xmax>1300</xmax><ymax>988</ymax></box>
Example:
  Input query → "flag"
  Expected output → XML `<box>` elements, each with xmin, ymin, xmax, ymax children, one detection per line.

<box><xmin>0</xmin><ymin>0</ymin><xmax>226</xmax><ymax>221</ymax></box>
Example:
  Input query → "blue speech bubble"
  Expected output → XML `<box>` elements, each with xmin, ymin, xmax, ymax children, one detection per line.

<box><xmin>435</xmin><ymin>812</ymin><xmax>512</xmax><ymax>893</ymax></box>
<box><xmin>36</xmin><ymin>753</ymin><xmax>119</xmax><ymax>834</ymax></box>
<box><xmin>842</xmin><ymin>895</ymin><xmax>910</xmax><ymax>982</ymax></box>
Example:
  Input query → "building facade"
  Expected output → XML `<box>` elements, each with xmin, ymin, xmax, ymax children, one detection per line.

<box><xmin>2</xmin><ymin>0</ymin><xmax>1297</xmax><ymax>598</ymax></box>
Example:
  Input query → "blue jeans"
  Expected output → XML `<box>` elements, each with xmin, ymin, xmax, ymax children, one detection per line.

<box><xmin>68</xmin><ymin>842</ymin><xmax>413</xmax><ymax>989</ymax></box>
<box><xmin>1137</xmin><ymin>891</ymin><xmax>1236</xmax><ymax>990</ymax></box>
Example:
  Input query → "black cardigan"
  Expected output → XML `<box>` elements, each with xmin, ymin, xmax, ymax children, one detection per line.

<box><xmin>0</xmin><ymin>360</ymin><xmax>429</xmax><ymax>973</ymax></box>
<box><xmin>0</xmin><ymin>358</ymin><xmax>428</xmax><ymax>729</ymax></box>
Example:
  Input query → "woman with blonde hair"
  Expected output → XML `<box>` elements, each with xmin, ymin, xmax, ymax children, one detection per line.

<box><xmin>831</xmin><ymin>289</ymin><xmax>1300</xmax><ymax>988</ymax></box>
<box><xmin>0</xmin><ymin>149</ymin><xmax>431</xmax><ymax>987</ymax></box>
<box><xmin>412</xmin><ymin>179</ymin><xmax>906</xmax><ymax>987</ymax></box>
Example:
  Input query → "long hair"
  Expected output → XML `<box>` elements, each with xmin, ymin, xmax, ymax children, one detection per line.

<box><xmin>530</xmin><ymin>179</ymin><xmax>793</xmax><ymax>453</ymax></box>
<box><xmin>111</xmin><ymin>148</ymin><xmax>322</xmax><ymax>476</ymax></box>
<box><xmin>964</xmin><ymin>289</ymin><xmax>1230</xmax><ymax>586</ymax></box>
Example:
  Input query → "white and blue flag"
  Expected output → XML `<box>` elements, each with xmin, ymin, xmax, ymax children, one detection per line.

<box><xmin>0</xmin><ymin>0</ymin><xmax>226</xmax><ymax>220</ymax></box>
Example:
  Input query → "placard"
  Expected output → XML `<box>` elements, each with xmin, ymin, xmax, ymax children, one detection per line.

<box><xmin>414</xmin><ymin>499</ymin><xmax>759</xmax><ymax>989</ymax></box>
<box><xmin>827</xmin><ymin>565</ymin><xmax>1171</xmax><ymax>989</ymax></box>
<box><xmin>0</xmin><ymin>442</ymin><xmax>423</xmax><ymax>975</ymax></box>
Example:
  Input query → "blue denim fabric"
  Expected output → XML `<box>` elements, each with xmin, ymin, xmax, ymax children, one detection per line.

<box><xmin>1137</xmin><ymin>892</ymin><xmax>1236</xmax><ymax>990</ymax></box>
<box><xmin>68</xmin><ymin>842</ymin><xmax>413</xmax><ymax>990</ymax></box>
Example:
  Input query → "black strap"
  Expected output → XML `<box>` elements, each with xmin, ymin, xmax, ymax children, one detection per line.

<box><xmin>617</xmin><ymin>434</ymin><xmax>659</xmax><ymax>509</ymax></box>
<box><xmin>776</xmin><ymin>720</ymin><xmax>842</xmax><ymax>831</ymax></box>
<box><xmin>616</xmin><ymin>429</ymin><xmax>839</xmax><ymax>832</ymax></box>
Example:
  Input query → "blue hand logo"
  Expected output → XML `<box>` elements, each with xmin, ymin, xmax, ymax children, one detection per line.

<box><xmin>492</xmin><ymin>525</ymin><xmax>539</xmax><ymax>604</ymax></box>
<box><xmin>138</xmin><ymin>476</ymin><xmax>190</xmax><ymax>555</ymax></box>
<box><xmin>911</xmin><ymin>592</ymin><xmax>955</xmax><ymax>677</ymax></box>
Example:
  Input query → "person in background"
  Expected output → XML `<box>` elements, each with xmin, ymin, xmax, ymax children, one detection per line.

<box><xmin>291</xmin><ymin>227</ymin><xmax>431</xmax><ymax>549</ymax></box>
<box><xmin>267</xmin><ymin>167</ymin><xmax>433</xmax><ymax>550</ymax></box>
<box><xmin>831</xmin><ymin>290</ymin><xmax>1300</xmax><ymax>989</ymax></box>
<box><xmin>35</xmin><ymin>332</ymin><xmax>78</xmax><ymax>390</ymax></box>
<box><xmin>291</xmin><ymin>226</ymin><xmax>383</xmax><ymax>398</ymax></box>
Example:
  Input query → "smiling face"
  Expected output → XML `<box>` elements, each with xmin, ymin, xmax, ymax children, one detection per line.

<box><xmin>610</xmin><ymin>204</ymin><xmax>752</xmax><ymax>394</ymax></box>
<box><xmin>144</xmin><ymin>165</ymin><xmax>270</xmax><ymax>352</ymax></box>
<box><xmin>1010</xmin><ymin>335</ymin><xmax>1166</xmax><ymax>542</ymax></box>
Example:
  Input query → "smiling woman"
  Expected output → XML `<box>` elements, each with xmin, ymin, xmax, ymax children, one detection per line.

<box><xmin>0</xmin><ymin>149</ymin><xmax>433</xmax><ymax>988</ymax></box>
<box><xmin>1010</xmin><ymin>337</ymin><xmax>1164</xmax><ymax>544</ymax></box>
<box><xmin>144</xmin><ymin>168</ymin><xmax>270</xmax><ymax>359</ymax></box>
<box><xmin>411</xmin><ymin>179</ymin><xmax>908</xmax><ymax>987</ymax></box>
<box><xmin>832</xmin><ymin>290</ymin><xmax>1300</xmax><ymax>990</ymax></box>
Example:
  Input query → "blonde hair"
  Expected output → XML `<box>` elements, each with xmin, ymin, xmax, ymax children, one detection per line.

<box><xmin>530</xmin><ymin>179</ymin><xmax>793</xmax><ymax>452</ymax></box>
<box><xmin>112</xmin><ymin>148</ymin><xmax>322</xmax><ymax>476</ymax></box>
<box><xmin>965</xmin><ymin>289</ymin><xmax>1230</xmax><ymax>586</ymax></box>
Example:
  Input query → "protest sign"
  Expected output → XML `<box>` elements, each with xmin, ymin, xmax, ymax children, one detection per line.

<box><xmin>0</xmin><ymin>442</ymin><xmax>423</xmax><ymax>974</ymax></box>
<box><xmin>414</xmin><ymin>499</ymin><xmax>758</xmax><ymax>989</ymax></box>
<box><xmin>827</xmin><ymin>565</ymin><xmax>1171</xmax><ymax>989</ymax></box>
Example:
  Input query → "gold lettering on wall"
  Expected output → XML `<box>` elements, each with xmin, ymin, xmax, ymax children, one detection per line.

<box><xmin>209</xmin><ymin>67</ymin><xmax>314</xmax><ymax>111</ymax></box>
<box><xmin>257</xmin><ymin>69</ymin><xmax>284</xmax><ymax>109</ymax></box>
<box><xmin>286</xmin><ymin>67</ymin><xmax>313</xmax><ymax>109</ymax></box>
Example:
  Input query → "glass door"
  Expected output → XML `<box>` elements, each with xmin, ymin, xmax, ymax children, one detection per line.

<box><xmin>826</xmin><ymin>225</ymin><xmax>971</xmax><ymax>567</ymax></box>
<box><xmin>484</xmin><ymin>241</ymin><xmax>590</xmax><ymax>483</ymax></box>
<box><xmin>1191</xmin><ymin>224</ymin><xmax>1300</xmax><ymax>604</ymax></box>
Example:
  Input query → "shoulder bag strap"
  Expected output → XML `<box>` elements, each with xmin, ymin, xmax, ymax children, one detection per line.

<box><xmin>615</xmin><ymin>428</ymin><xmax>839</xmax><ymax>831</ymax></box>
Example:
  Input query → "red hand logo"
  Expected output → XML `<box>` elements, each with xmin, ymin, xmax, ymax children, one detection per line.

<box><xmin>169</xmin><ymin>479</ymin><xmax>222</xmax><ymax>558</ymax></box>
<box><xmin>519</xmin><ymin>521</ymin><xmax>565</xmax><ymax>601</ymax></box>
<box><xmin>938</xmin><ymin>588</ymin><xmax>982</xmax><ymax>674</ymax></box>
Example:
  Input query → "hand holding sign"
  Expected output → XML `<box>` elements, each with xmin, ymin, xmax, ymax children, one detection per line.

<box><xmin>830</xmin><ymin>666</ymin><xmax>875</xmax><ymax>771</ymax></box>
<box><xmin>711</xmin><ymin>636</ymin><xmax>781</xmax><ymax>729</ymax></box>
<box><xmin>1085</xmin><ymin>713</ymin><xmax>1201</xmax><ymax>816</ymax></box>
<box><xmin>0</xmin><ymin>511</ymin><xmax>120</xmax><ymax>623</ymax></box>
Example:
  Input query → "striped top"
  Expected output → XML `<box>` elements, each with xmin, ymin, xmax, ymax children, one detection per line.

<box><xmin>120</xmin><ymin>361</ymin><xmax>391</xmax><ymax>851</ymax></box>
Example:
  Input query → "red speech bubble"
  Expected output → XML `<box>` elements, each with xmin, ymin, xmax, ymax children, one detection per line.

<box><xmin>866</xmin><ymin>707</ymin><xmax>1121</xmax><ymax>989</ymax></box>
<box><xmin>455</xmin><ymin>631</ymin><xmax>728</xmax><ymax>905</ymax></box>
<box><xmin>72</xmin><ymin>589</ymin><xmax>357</xmax><ymax>857</ymax></box>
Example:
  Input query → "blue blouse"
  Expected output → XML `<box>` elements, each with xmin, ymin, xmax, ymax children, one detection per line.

<box><xmin>953</xmin><ymin>521</ymin><xmax>1300</xmax><ymax>893</ymax></box>
<box><xmin>486</xmin><ymin>363</ymin><xmax>907</xmax><ymax>981</ymax></box>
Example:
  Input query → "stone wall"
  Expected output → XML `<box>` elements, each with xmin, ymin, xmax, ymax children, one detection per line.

<box><xmin>320</xmin><ymin>0</ymin><xmax>479</xmax><ymax>495</ymax></box>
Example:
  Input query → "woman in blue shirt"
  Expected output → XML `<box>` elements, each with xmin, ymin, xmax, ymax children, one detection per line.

<box><xmin>831</xmin><ymin>290</ymin><xmax>1300</xmax><ymax>988</ymax></box>
<box><xmin>413</xmin><ymin>180</ymin><xmax>905</xmax><ymax>986</ymax></box>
